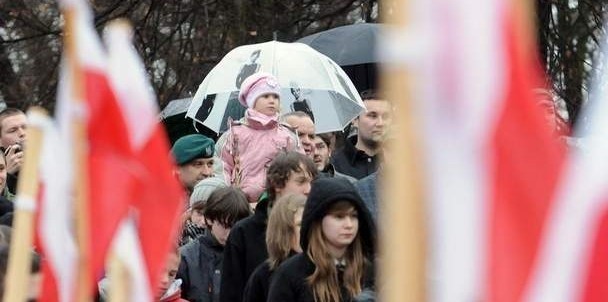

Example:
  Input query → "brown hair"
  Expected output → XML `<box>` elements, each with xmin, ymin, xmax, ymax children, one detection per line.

<box><xmin>203</xmin><ymin>187</ymin><xmax>251</xmax><ymax>227</ymax></box>
<box><xmin>265</xmin><ymin>151</ymin><xmax>317</xmax><ymax>204</ymax></box>
<box><xmin>266</xmin><ymin>194</ymin><xmax>306</xmax><ymax>270</ymax></box>
<box><xmin>0</xmin><ymin>108</ymin><xmax>25</xmax><ymax>134</ymax></box>
<box><xmin>306</xmin><ymin>201</ymin><xmax>365</xmax><ymax>302</ymax></box>
<box><xmin>359</xmin><ymin>89</ymin><xmax>386</xmax><ymax>102</ymax></box>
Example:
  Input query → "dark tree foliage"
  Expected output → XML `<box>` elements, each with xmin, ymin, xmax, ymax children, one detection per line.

<box><xmin>8</xmin><ymin>0</ymin><xmax>602</xmax><ymax>127</ymax></box>
<box><xmin>537</xmin><ymin>0</ymin><xmax>608</xmax><ymax>126</ymax></box>
<box><xmin>0</xmin><ymin>0</ymin><xmax>378</xmax><ymax>112</ymax></box>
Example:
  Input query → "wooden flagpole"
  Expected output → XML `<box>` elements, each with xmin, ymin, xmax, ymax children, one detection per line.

<box><xmin>104</xmin><ymin>20</ymin><xmax>133</xmax><ymax>302</ymax></box>
<box><xmin>3</xmin><ymin>107</ymin><xmax>47</xmax><ymax>302</ymax></box>
<box><xmin>62</xmin><ymin>6</ymin><xmax>92</xmax><ymax>302</ymax></box>
<box><xmin>107</xmin><ymin>252</ymin><xmax>131</xmax><ymax>302</ymax></box>
<box><xmin>379</xmin><ymin>0</ymin><xmax>427</xmax><ymax>301</ymax></box>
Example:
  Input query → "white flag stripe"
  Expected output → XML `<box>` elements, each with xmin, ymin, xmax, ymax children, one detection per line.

<box><xmin>404</xmin><ymin>0</ymin><xmax>506</xmax><ymax>300</ymax></box>
<box><xmin>105</xmin><ymin>22</ymin><xmax>157</xmax><ymax>149</ymax></box>
<box><xmin>38</xmin><ymin>111</ymin><xmax>77</xmax><ymax>302</ymax></box>
<box><xmin>111</xmin><ymin>219</ymin><xmax>152</xmax><ymax>302</ymax></box>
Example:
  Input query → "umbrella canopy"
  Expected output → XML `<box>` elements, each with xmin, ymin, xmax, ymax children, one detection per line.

<box><xmin>297</xmin><ymin>23</ymin><xmax>384</xmax><ymax>92</ymax></box>
<box><xmin>297</xmin><ymin>23</ymin><xmax>383</xmax><ymax>66</ymax></box>
<box><xmin>160</xmin><ymin>97</ymin><xmax>217</xmax><ymax>145</ymax></box>
<box><xmin>186</xmin><ymin>41</ymin><xmax>365</xmax><ymax>134</ymax></box>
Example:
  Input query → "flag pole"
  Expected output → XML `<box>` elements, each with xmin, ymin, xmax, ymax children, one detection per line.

<box><xmin>3</xmin><ymin>107</ymin><xmax>48</xmax><ymax>302</ymax></box>
<box><xmin>62</xmin><ymin>6</ymin><xmax>92</xmax><ymax>301</ymax></box>
<box><xmin>104</xmin><ymin>19</ymin><xmax>133</xmax><ymax>302</ymax></box>
<box><xmin>107</xmin><ymin>252</ymin><xmax>131</xmax><ymax>302</ymax></box>
<box><xmin>379</xmin><ymin>0</ymin><xmax>427</xmax><ymax>301</ymax></box>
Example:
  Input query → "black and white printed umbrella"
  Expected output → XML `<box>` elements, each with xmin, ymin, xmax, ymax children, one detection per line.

<box><xmin>185</xmin><ymin>41</ymin><xmax>365</xmax><ymax>134</ymax></box>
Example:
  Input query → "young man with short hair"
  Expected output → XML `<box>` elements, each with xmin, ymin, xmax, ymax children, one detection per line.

<box><xmin>219</xmin><ymin>151</ymin><xmax>318</xmax><ymax>302</ymax></box>
<box><xmin>332</xmin><ymin>90</ymin><xmax>392</xmax><ymax>179</ymax></box>
<box><xmin>313</xmin><ymin>133</ymin><xmax>356</xmax><ymax>183</ymax></box>
<box><xmin>0</xmin><ymin>108</ymin><xmax>27</xmax><ymax>194</ymax></box>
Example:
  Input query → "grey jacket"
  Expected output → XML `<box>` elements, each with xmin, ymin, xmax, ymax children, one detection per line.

<box><xmin>178</xmin><ymin>232</ymin><xmax>224</xmax><ymax>302</ymax></box>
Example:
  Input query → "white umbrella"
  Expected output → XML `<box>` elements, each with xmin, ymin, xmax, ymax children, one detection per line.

<box><xmin>186</xmin><ymin>41</ymin><xmax>365</xmax><ymax>134</ymax></box>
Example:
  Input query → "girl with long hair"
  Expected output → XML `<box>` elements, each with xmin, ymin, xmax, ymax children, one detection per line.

<box><xmin>243</xmin><ymin>194</ymin><xmax>306</xmax><ymax>302</ymax></box>
<box><xmin>267</xmin><ymin>177</ymin><xmax>376</xmax><ymax>302</ymax></box>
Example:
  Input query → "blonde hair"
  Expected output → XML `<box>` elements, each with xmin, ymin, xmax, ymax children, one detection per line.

<box><xmin>266</xmin><ymin>194</ymin><xmax>306</xmax><ymax>270</ymax></box>
<box><xmin>306</xmin><ymin>201</ymin><xmax>365</xmax><ymax>302</ymax></box>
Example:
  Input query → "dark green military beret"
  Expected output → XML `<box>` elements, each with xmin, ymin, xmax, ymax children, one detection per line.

<box><xmin>171</xmin><ymin>134</ymin><xmax>215</xmax><ymax>165</ymax></box>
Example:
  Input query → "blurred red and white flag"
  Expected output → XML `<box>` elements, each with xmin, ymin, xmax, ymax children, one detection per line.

<box><xmin>522</xmin><ymin>25</ymin><xmax>608</xmax><ymax>302</ymax></box>
<box><xmin>105</xmin><ymin>21</ymin><xmax>185</xmax><ymax>301</ymax></box>
<box><xmin>35</xmin><ymin>110</ymin><xmax>76</xmax><ymax>302</ymax></box>
<box><xmin>381</xmin><ymin>0</ymin><xmax>565</xmax><ymax>301</ymax></box>
<box><xmin>38</xmin><ymin>0</ymin><xmax>134</xmax><ymax>300</ymax></box>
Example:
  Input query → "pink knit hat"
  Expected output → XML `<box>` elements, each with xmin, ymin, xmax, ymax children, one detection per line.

<box><xmin>238</xmin><ymin>72</ymin><xmax>281</xmax><ymax>108</ymax></box>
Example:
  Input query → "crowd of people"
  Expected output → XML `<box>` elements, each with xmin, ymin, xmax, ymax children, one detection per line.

<box><xmin>0</xmin><ymin>71</ymin><xmax>391</xmax><ymax>301</ymax></box>
<box><xmin>166</xmin><ymin>72</ymin><xmax>391</xmax><ymax>302</ymax></box>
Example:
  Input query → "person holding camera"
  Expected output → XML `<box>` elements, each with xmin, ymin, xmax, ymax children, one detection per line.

<box><xmin>0</xmin><ymin>108</ymin><xmax>27</xmax><ymax>195</ymax></box>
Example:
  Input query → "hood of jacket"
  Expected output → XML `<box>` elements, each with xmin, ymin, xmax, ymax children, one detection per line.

<box><xmin>300</xmin><ymin>177</ymin><xmax>376</xmax><ymax>258</ymax></box>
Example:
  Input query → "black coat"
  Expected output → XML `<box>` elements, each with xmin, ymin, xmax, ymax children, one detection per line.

<box><xmin>178</xmin><ymin>232</ymin><xmax>224</xmax><ymax>302</ymax></box>
<box><xmin>242</xmin><ymin>250</ymin><xmax>298</xmax><ymax>302</ymax></box>
<box><xmin>331</xmin><ymin>136</ymin><xmax>379</xmax><ymax>180</ymax></box>
<box><xmin>267</xmin><ymin>254</ymin><xmax>375</xmax><ymax>302</ymax></box>
<box><xmin>219</xmin><ymin>197</ymin><xmax>269</xmax><ymax>302</ymax></box>
<box><xmin>242</xmin><ymin>262</ymin><xmax>272</xmax><ymax>302</ymax></box>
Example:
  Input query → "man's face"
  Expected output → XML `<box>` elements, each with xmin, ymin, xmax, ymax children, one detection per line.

<box><xmin>275</xmin><ymin>163</ymin><xmax>313</xmax><ymax>200</ymax></box>
<box><xmin>285</xmin><ymin>115</ymin><xmax>315</xmax><ymax>157</ymax></box>
<box><xmin>177</xmin><ymin>157</ymin><xmax>214</xmax><ymax>191</ymax></box>
<box><xmin>312</xmin><ymin>136</ymin><xmax>331</xmax><ymax>171</ymax></box>
<box><xmin>354</xmin><ymin>99</ymin><xmax>391</xmax><ymax>149</ymax></box>
<box><xmin>0</xmin><ymin>113</ymin><xmax>27</xmax><ymax>148</ymax></box>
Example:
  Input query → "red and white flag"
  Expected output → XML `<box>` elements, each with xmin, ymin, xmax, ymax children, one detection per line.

<box><xmin>522</xmin><ymin>27</ymin><xmax>608</xmax><ymax>302</ymax></box>
<box><xmin>38</xmin><ymin>0</ymin><xmax>134</xmax><ymax>299</ymax></box>
<box><xmin>105</xmin><ymin>22</ymin><xmax>185</xmax><ymax>301</ymax></box>
<box><xmin>383</xmin><ymin>0</ymin><xmax>565</xmax><ymax>300</ymax></box>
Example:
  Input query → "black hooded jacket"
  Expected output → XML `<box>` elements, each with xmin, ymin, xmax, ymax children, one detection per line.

<box><xmin>267</xmin><ymin>177</ymin><xmax>376</xmax><ymax>302</ymax></box>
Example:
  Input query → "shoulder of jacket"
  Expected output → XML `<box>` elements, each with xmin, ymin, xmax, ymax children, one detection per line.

<box><xmin>180</xmin><ymin>240</ymin><xmax>201</xmax><ymax>260</ymax></box>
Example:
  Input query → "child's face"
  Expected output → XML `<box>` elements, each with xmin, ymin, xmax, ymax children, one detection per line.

<box><xmin>207</xmin><ymin>219</ymin><xmax>231</xmax><ymax>246</ymax></box>
<box><xmin>253</xmin><ymin>93</ymin><xmax>279</xmax><ymax>116</ymax></box>
<box><xmin>321</xmin><ymin>204</ymin><xmax>359</xmax><ymax>255</ymax></box>
<box><xmin>190</xmin><ymin>208</ymin><xmax>206</xmax><ymax>227</ymax></box>
<box><xmin>275</xmin><ymin>164</ymin><xmax>313</xmax><ymax>199</ymax></box>
<box><xmin>157</xmin><ymin>252</ymin><xmax>180</xmax><ymax>298</ymax></box>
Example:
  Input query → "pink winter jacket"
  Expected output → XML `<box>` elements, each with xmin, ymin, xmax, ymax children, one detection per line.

<box><xmin>217</xmin><ymin>109</ymin><xmax>303</xmax><ymax>202</ymax></box>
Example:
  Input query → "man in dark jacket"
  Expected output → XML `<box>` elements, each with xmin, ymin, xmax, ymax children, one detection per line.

<box><xmin>219</xmin><ymin>152</ymin><xmax>318</xmax><ymax>302</ymax></box>
<box><xmin>332</xmin><ymin>90</ymin><xmax>391</xmax><ymax>179</ymax></box>
<box><xmin>313</xmin><ymin>134</ymin><xmax>356</xmax><ymax>183</ymax></box>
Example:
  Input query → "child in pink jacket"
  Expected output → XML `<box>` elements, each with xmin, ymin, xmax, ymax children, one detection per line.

<box><xmin>216</xmin><ymin>72</ymin><xmax>303</xmax><ymax>202</ymax></box>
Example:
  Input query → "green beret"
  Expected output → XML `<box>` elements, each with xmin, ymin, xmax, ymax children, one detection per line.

<box><xmin>171</xmin><ymin>134</ymin><xmax>215</xmax><ymax>165</ymax></box>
